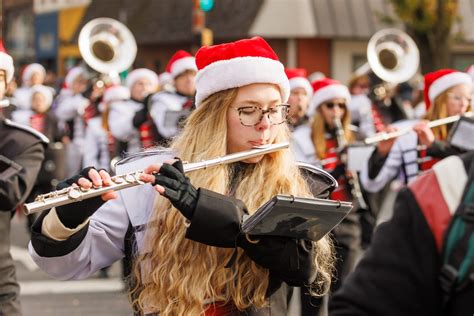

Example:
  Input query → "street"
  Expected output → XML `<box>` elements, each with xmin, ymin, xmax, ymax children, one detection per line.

<box><xmin>10</xmin><ymin>213</ymin><xmax>133</xmax><ymax>315</ymax></box>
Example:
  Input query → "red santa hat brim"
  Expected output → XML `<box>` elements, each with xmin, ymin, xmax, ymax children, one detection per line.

<box><xmin>195</xmin><ymin>56</ymin><xmax>289</xmax><ymax>107</ymax></box>
<box><xmin>22</xmin><ymin>63</ymin><xmax>46</xmax><ymax>84</ymax></box>
<box><xmin>170</xmin><ymin>56</ymin><xmax>197</xmax><ymax>79</ymax></box>
<box><xmin>0</xmin><ymin>52</ymin><xmax>14</xmax><ymax>83</ymax></box>
<box><xmin>289</xmin><ymin>77</ymin><xmax>313</xmax><ymax>98</ymax></box>
<box><xmin>126</xmin><ymin>68</ymin><xmax>159</xmax><ymax>90</ymax></box>
<box><xmin>428</xmin><ymin>71</ymin><xmax>472</xmax><ymax>105</ymax></box>
<box><xmin>308</xmin><ymin>84</ymin><xmax>351</xmax><ymax>117</ymax></box>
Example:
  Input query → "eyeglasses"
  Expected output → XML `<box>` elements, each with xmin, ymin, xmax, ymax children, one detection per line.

<box><xmin>447</xmin><ymin>93</ymin><xmax>473</xmax><ymax>105</ymax></box>
<box><xmin>231</xmin><ymin>104</ymin><xmax>289</xmax><ymax>127</ymax></box>
<box><xmin>323</xmin><ymin>102</ymin><xmax>346</xmax><ymax>110</ymax></box>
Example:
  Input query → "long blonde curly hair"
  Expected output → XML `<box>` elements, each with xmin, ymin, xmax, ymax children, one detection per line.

<box><xmin>132</xmin><ymin>87</ymin><xmax>334</xmax><ymax>315</ymax></box>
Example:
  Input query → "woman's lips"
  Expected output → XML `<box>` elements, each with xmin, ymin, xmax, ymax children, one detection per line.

<box><xmin>249</xmin><ymin>140</ymin><xmax>267</xmax><ymax>147</ymax></box>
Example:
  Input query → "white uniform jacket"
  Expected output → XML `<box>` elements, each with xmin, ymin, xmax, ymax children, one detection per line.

<box><xmin>149</xmin><ymin>91</ymin><xmax>191</xmax><ymax>140</ymax></box>
<box><xmin>108</xmin><ymin>99</ymin><xmax>142</xmax><ymax>154</ymax></box>
<box><xmin>83</xmin><ymin>117</ymin><xmax>110</xmax><ymax>171</ymax></box>
<box><xmin>360</xmin><ymin>131</ymin><xmax>421</xmax><ymax>193</ymax></box>
<box><xmin>28</xmin><ymin>150</ymin><xmax>174</xmax><ymax>280</ymax></box>
<box><xmin>291</xmin><ymin>124</ymin><xmax>322</xmax><ymax>168</ymax></box>
<box><xmin>12</xmin><ymin>86</ymin><xmax>32</xmax><ymax>110</ymax></box>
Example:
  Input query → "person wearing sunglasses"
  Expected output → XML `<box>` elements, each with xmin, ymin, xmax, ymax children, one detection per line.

<box><xmin>292</xmin><ymin>78</ymin><xmax>363</xmax><ymax>314</ymax></box>
<box><xmin>29</xmin><ymin>37</ymin><xmax>335</xmax><ymax>315</ymax></box>
<box><xmin>360</xmin><ymin>69</ymin><xmax>472</xmax><ymax>195</ymax></box>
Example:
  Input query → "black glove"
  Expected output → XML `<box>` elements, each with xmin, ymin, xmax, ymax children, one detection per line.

<box><xmin>132</xmin><ymin>94</ymin><xmax>153</xmax><ymax>128</ymax></box>
<box><xmin>55</xmin><ymin>167</ymin><xmax>107</xmax><ymax>229</ymax></box>
<box><xmin>153</xmin><ymin>159</ymin><xmax>198</xmax><ymax>220</ymax></box>
<box><xmin>132</xmin><ymin>107</ymin><xmax>148</xmax><ymax>128</ymax></box>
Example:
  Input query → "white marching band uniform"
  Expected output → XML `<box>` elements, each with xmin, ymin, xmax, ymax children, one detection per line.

<box><xmin>28</xmin><ymin>151</ymin><xmax>171</xmax><ymax>280</ymax></box>
<box><xmin>360</xmin><ymin>131</ymin><xmax>422</xmax><ymax>193</ymax></box>
<box><xmin>108</xmin><ymin>99</ymin><xmax>142</xmax><ymax>154</ymax></box>
<box><xmin>54</xmin><ymin>90</ymin><xmax>89</xmax><ymax>176</ymax></box>
<box><xmin>149</xmin><ymin>91</ymin><xmax>191</xmax><ymax>140</ymax></box>
<box><xmin>83</xmin><ymin>116</ymin><xmax>111</xmax><ymax>171</ymax></box>
<box><xmin>291</xmin><ymin>124</ymin><xmax>321</xmax><ymax>167</ymax></box>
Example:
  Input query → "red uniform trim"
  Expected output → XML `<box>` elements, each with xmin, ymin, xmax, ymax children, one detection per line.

<box><xmin>409</xmin><ymin>170</ymin><xmax>452</xmax><ymax>252</ymax></box>
<box><xmin>322</xmin><ymin>138</ymin><xmax>350</xmax><ymax>201</ymax></box>
<box><xmin>204</xmin><ymin>302</ymin><xmax>238</xmax><ymax>316</ymax></box>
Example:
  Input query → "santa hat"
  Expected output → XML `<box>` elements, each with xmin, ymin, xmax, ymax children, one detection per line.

<box><xmin>31</xmin><ymin>84</ymin><xmax>54</xmax><ymax>107</ymax></box>
<box><xmin>103</xmin><ymin>85</ymin><xmax>130</xmax><ymax>103</ymax></box>
<box><xmin>22</xmin><ymin>63</ymin><xmax>46</xmax><ymax>85</ymax></box>
<box><xmin>125</xmin><ymin>68</ymin><xmax>159</xmax><ymax>91</ymax></box>
<box><xmin>424</xmin><ymin>69</ymin><xmax>472</xmax><ymax>110</ymax></box>
<box><xmin>195</xmin><ymin>36</ymin><xmax>290</xmax><ymax>107</ymax></box>
<box><xmin>65</xmin><ymin>66</ymin><xmax>85</xmax><ymax>88</ymax></box>
<box><xmin>0</xmin><ymin>42</ymin><xmax>14</xmax><ymax>83</ymax></box>
<box><xmin>165</xmin><ymin>50</ymin><xmax>197</xmax><ymax>79</ymax></box>
<box><xmin>308</xmin><ymin>78</ymin><xmax>351</xmax><ymax>116</ymax></box>
<box><xmin>285</xmin><ymin>68</ymin><xmax>312</xmax><ymax>98</ymax></box>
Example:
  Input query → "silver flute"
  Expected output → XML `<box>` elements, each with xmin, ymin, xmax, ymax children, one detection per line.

<box><xmin>24</xmin><ymin>142</ymin><xmax>289</xmax><ymax>214</ymax></box>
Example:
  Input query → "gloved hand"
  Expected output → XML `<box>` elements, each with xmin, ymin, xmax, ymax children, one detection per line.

<box><xmin>152</xmin><ymin>159</ymin><xmax>198</xmax><ymax>220</ymax></box>
<box><xmin>55</xmin><ymin>167</ymin><xmax>117</xmax><ymax>228</ymax></box>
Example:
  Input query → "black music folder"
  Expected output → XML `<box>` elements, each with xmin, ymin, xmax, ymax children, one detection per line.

<box><xmin>242</xmin><ymin>195</ymin><xmax>352</xmax><ymax>242</ymax></box>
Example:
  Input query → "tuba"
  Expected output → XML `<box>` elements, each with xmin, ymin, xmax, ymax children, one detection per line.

<box><xmin>355</xmin><ymin>28</ymin><xmax>420</xmax><ymax>98</ymax></box>
<box><xmin>78</xmin><ymin>17</ymin><xmax>137</xmax><ymax>85</ymax></box>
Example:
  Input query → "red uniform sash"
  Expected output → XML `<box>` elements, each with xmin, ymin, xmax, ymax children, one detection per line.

<box><xmin>30</xmin><ymin>113</ymin><xmax>45</xmax><ymax>134</ymax></box>
<box><xmin>322</xmin><ymin>138</ymin><xmax>350</xmax><ymax>201</ymax></box>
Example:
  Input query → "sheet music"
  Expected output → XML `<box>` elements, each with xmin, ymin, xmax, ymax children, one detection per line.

<box><xmin>449</xmin><ymin>119</ymin><xmax>474</xmax><ymax>151</ymax></box>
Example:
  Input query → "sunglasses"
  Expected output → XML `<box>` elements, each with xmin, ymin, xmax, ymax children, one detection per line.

<box><xmin>324</xmin><ymin>102</ymin><xmax>346</xmax><ymax>110</ymax></box>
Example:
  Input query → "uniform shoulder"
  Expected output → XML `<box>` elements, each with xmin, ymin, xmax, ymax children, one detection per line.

<box><xmin>3</xmin><ymin>119</ymin><xmax>49</xmax><ymax>144</ymax></box>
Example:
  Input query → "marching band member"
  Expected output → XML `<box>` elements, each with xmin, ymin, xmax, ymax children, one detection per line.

<box><xmin>109</xmin><ymin>68</ymin><xmax>159</xmax><ymax>151</ymax></box>
<box><xmin>347</xmin><ymin>74</ymin><xmax>376</xmax><ymax>139</ymax></box>
<box><xmin>84</xmin><ymin>85</ymin><xmax>131</xmax><ymax>171</ymax></box>
<box><xmin>292</xmin><ymin>79</ymin><xmax>362</xmax><ymax>296</ymax></box>
<box><xmin>54</xmin><ymin>67</ymin><xmax>91</xmax><ymax>177</ymax></box>
<box><xmin>13</xmin><ymin>63</ymin><xmax>46</xmax><ymax>110</ymax></box>
<box><xmin>29</xmin><ymin>37</ymin><xmax>334</xmax><ymax>315</ymax></box>
<box><xmin>285</xmin><ymin>68</ymin><xmax>312</xmax><ymax>129</ymax></box>
<box><xmin>146</xmin><ymin>50</ymin><xmax>197</xmax><ymax>145</ymax></box>
<box><xmin>360</xmin><ymin>69</ymin><xmax>472</xmax><ymax>194</ymax></box>
<box><xmin>1</xmin><ymin>46</ymin><xmax>47</xmax><ymax>316</ymax></box>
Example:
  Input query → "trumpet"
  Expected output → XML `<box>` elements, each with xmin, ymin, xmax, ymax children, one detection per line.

<box><xmin>364</xmin><ymin>112</ymin><xmax>473</xmax><ymax>145</ymax></box>
<box><xmin>23</xmin><ymin>142</ymin><xmax>289</xmax><ymax>215</ymax></box>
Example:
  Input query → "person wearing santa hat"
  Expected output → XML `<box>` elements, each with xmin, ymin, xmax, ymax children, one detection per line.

<box><xmin>108</xmin><ymin>68</ymin><xmax>159</xmax><ymax>152</ymax></box>
<box><xmin>285</xmin><ymin>68</ymin><xmax>312</xmax><ymax>129</ymax></box>
<box><xmin>360</xmin><ymin>69</ymin><xmax>472</xmax><ymax>195</ymax></box>
<box><xmin>292</xmin><ymin>78</ymin><xmax>363</xmax><ymax>309</ymax></box>
<box><xmin>54</xmin><ymin>66</ymin><xmax>95</xmax><ymax>177</ymax></box>
<box><xmin>29</xmin><ymin>37</ymin><xmax>335</xmax><ymax>315</ymax></box>
<box><xmin>1</xmin><ymin>43</ymin><xmax>47</xmax><ymax>316</ymax></box>
<box><xmin>84</xmin><ymin>85</ymin><xmax>131</xmax><ymax>171</ymax></box>
<box><xmin>12</xmin><ymin>63</ymin><xmax>47</xmax><ymax>110</ymax></box>
<box><xmin>145</xmin><ymin>50</ymin><xmax>197</xmax><ymax>145</ymax></box>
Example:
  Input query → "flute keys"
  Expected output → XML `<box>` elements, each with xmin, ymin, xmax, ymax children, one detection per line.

<box><xmin>112</xmin><ymin>176</ymin><xmax>124</xmax><ymax>184</ymax></box>
<box><xmin>125</xmin><ymin>174</ymin><xmax>135</xmax><ymax>183</ymax></box>
<box><xmin>68</xmin><ymin>188</ymin><xmax>81</xmax><ymax>200</ymax></box>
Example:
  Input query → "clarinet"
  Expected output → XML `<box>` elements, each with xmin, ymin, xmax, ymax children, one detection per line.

<box><xmin>334</xmin><ymin>118</ymin><xmax>368</xmax><ymax>210</ymax></box>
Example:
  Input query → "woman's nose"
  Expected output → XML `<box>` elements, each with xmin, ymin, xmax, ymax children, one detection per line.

<box><xmin>256</xmin><ymin>112</ymin><xmax>271</xmax><ymax>130</ymax></box>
